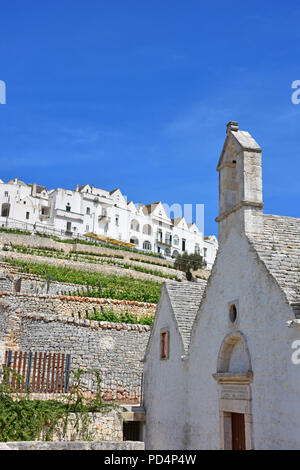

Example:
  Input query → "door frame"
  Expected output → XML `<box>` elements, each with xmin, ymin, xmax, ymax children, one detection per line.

<box><xmin>213</xmin><ymin>372</ymin><xmax>253</xmax><ymax>450</ymax></box>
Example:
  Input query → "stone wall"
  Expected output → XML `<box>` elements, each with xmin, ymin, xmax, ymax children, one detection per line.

<box><xmin>1</xmin><ymin>306</ymin><xmax>151</xmax><ymax>404</ymax></box>
<box><xmin>51</xmin><ymin>410</ymin><xmax>123</xmax><ymax>442</ymax></box>
<box><xmin>0</xmin><ymin>291</ymin><xmax>156</xmax><ymax>320</ymax></box>
<box><xmin>15</xmin><ymin>276</ymin><xmax>87</xmax><ymax>296</ymax></box>
<box><xmin>0</xmin><ymin>440</ymin><xmax>145</xmax><ymax>450</ymax></box>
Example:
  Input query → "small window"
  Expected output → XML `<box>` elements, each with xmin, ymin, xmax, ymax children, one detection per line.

<box><xmin>229</xmin><ymin>304</ymin><xmax>237</xmax><ymax>324</ymax></box>
<box><xmin>115</xmin><ymin>216</ymin><xmax>119</xmax><ymax>226</ymax></box>
<box><xmin>26</xmin><ymin>212</ymin><xmax>30</xmax><ymax>220</ymax></box>
<box><xmin>66</xmin><ymin>205</ymin><xmax>71</xmax><ymax>212</ymax></box>
<box><xmin>4</xmin><ymin>191</ymin><xmax>8</xmax><ymax>197</ymax></box>
<box><xmin>160</xmin><ymin>329</ymin><xmax>169</xmax><ymax>360</ymax></box>
<box><xmin>86</xmin><ymin>207</ymin><xmax>90</xmax><ymax>215</ymax></box>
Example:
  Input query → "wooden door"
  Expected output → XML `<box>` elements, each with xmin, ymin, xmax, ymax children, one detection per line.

<box><xmin>231</xmin><ymin>413</ymin><xmax>246</xmax><ymax>450</ymax></box>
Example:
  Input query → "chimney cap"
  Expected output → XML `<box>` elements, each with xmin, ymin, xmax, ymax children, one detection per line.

<box><xmin>226</xmin><ymin>121</ymin><xmax>239</xmax><ymax>133</ymax></box>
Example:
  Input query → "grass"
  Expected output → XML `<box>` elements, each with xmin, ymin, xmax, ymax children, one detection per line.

<box><xmin>5</xmin><ymin>258</ymin><xmax>162</xmax><ymax>303</ymax></box>
<box><xmin>87</xmin><ymin>308</ymin><xmax>153</xmax><ymax>325</ymax></box>
<box><xmin>7</xmin><ymin>244</ymin><xmax>181</xmax><ymax>281</ymax></box>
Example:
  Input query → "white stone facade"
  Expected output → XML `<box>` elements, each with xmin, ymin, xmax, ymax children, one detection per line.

<box><xmin>0</xmin><ymin>180</ymin><xmax>218</xmax><ymax>266</ymax></box>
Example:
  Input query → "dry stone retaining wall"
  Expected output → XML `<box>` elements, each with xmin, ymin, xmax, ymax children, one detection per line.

<box><xmin>0</xmin><ymin>291</ymin><xmax>156</xmax><ymax>320</ymax></box>
<box><xmin>0</xmin><ymin>305</ymin><xmax>151</xmax><ymax>403</ymax></box>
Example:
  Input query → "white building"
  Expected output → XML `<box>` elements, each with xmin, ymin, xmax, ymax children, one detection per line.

<box><xmin>143</xmin><ymin>122</ymin><xmax>300</xmax><ymax>450</ymax></box>
<box><xmin>0</xmin><ymin>179</ymin><xmax>218</xmax><ymax>266</ymax></box>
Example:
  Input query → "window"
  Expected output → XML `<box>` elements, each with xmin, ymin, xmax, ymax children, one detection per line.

<box><xmin>4</xmin><ymin>191</ymin><xmax>8</xmax><ymax>197</ymax></box>
<box><xmin>86</xmin><ymin>207</ymin><xmax>90</xmax><ymax>215</ymax></box>
<box><xmin>66</xmin><ymin>221</ymin><xmax>72</xmax><ymax>232</ymax></box>
<box><xmin>66</xmin><ymin>205</ymin><xmax>71</xmax><ymax>212</ymax></box>
<box><xmin>115</xmin><ymin>215</ymin><xmax>119</xmax><ymax>226</ymax></box>
<box><xmin>173</xmin><ymin>235</ymin><xmax>179</xmax><ymax>246</ymax></box>
<box><xmin>229</xmin><ymin>304</ymin><xmax>238</xmax><ymax>324</ymax></box>
<box><xmin>143</xmin><ymin>241</ymin><xmax>151</xmax><ymax>251</ymax></box>
<box><xmin>1</xmin><ymin>203</ymin><xmax>10</xmax><ymax>217</ymax></box>
<box><xmin>26</xmin><ymin>212</ymin><xmax>30</xmax><ymax>220</ymax></box>
<box><xmin>131</xmin><ymin>220</ymin><xmax>139</xmax><ymax>232</ymax></box>
<box><xmin>86</xmin><ymin>225</ymin><xmax>89</xmax><ymax>232</ymax></box>
<box><xmin>195</xmin><ymin>244</ymin><xmax>200</xmax><ymax>255</ymax></box>
<box><xmin>182</xmin><ymin>239</ymin><xmax>186</xmax><ymax>251</ymax></box>
<box><xmin>160</xmin><ymin>329</ymin><xmax>169</xmax><ymax>360</ymax></box>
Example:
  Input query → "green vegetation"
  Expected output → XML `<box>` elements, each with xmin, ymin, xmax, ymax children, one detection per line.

<box><xmin>0</xmin><ymin>227</ymin><xmax>31</xmax><ymax>236</ymax></box>
<box><xmin>6</xmin><ymin>259</ymin><xmax>162</xmax><ymax>303</ymax></box>
<box><xmin>0</xmin><ymin>368</ymin><xmax>115</xmax><ymax>442</ymax></box>
<box><xmin>129</xmin><ymin>257</ymin><xmax>174</xmax><ymax>269</ymax></box>
<box><xmin>34</xmin><ymin>232</ymin><xmax>165</xmax><ymax>258</ymax></box>
<box><xmin>7</xmin><ymin>244</ymin><xmax>181</xmax><ymax>281</ymax></box>
<box><xmin>174</xmin><ymin>252</ymin><xmax>206</xmax><ymax>281</ymax></box>
<box><xmin>87</xmin><ymin>308</ymin><xmax>153</xmax><ymax>325</ymax></box>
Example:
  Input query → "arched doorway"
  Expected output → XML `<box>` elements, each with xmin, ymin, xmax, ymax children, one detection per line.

<box><xmin>213</xmin><ymin>331</ymin><xmax>253</xmax><ymax>450</ymax></box>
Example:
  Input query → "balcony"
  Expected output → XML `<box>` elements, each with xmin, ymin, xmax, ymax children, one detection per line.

<box><xmin>156</xmin><ymin>237</ymin><xmax>172</xmax><ymax>246</ymax></box>
<box><xmin>55</xmin><ymin>208</ymin><xmax>84</xmax><ymax>221</ymax></box>
<box><xmin>98</xmin><ymin>214</ymin><xmax>111</xmax><ymax>223</ymax></box>
<box><xmin>39</xmin><ymin>214</ymin><xmax>50</xmax><ymax>221</ymax></box>
<box><xmin>82</xmin><ymin>193</ymin><xmax>112</xmax><ymax>207</ymax></box>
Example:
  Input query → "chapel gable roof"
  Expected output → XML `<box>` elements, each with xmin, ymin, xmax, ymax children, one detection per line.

<box><xmin>165</xmin><ymin>279</ymin><xmax>207</xmax><ymax>353</ymax></box>
<box><xmin>247</xmin><ymin>214</ymin><xmax>300</xmax><ymax>315</ymax></box>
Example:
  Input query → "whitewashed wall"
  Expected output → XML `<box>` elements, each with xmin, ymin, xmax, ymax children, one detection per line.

<box><xmin>143</xmin><ymin>290</ymin><xmax>187</xmax><ymax>450</ymax></box>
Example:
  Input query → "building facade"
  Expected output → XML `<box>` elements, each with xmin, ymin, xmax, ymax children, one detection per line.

<box><xmin>143</xmin><ymin>122</ymin><xmax>300</xmax><ymax>450</ymax></box>
<box><xmin>0</xmin><ymin>179</ymin><xmax>218</xmax><ymax>266</ymax></box>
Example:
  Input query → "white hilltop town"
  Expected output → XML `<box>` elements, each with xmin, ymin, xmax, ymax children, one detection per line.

<box><xmin>0</xmin><ymin>178</ymin><xmax>218</xmax><ymax>268</ymax></box>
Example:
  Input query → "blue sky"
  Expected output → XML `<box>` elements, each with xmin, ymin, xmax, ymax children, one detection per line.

<box><xmin>1</xmin><ymin>0</ymin><xmax>300</xmax><ymax>236</ymax></box>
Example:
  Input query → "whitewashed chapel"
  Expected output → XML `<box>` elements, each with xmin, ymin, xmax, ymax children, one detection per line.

<box><xmin>143</xmin><ymin>122</ymin><xmax>300</xmax><ymax>450</ymax></box>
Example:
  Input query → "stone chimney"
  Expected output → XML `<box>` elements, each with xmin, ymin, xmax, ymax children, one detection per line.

<box><xmin>32</xmin><ymin>183</ymin><xmax>37</xmax><ymax>197</ymax></box>
<box><xmin>216</xmin><ymin>122</ymin><xmax>264</xmax><ymax>243</ymax></box>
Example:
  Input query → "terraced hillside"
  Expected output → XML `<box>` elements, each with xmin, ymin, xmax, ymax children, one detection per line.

<box><xmin>0</xmin><ymin>231</ymin><xmax>210</xmax><ymax>305</ymax></box>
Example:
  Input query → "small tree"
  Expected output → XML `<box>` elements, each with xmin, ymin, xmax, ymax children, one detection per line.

<box><xmin>174</xmin><ymin>252</ymin><xmax>206</xmax><ymax>281</ymax></box>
